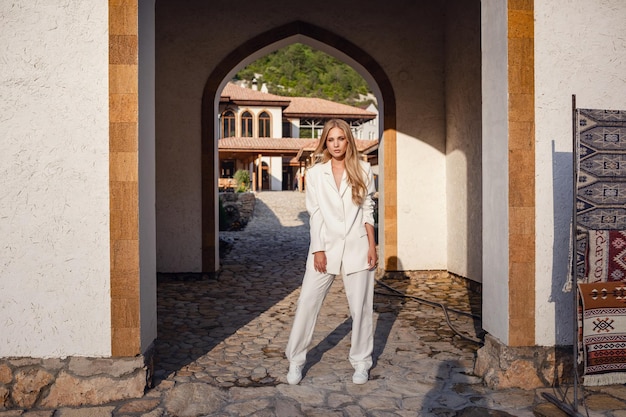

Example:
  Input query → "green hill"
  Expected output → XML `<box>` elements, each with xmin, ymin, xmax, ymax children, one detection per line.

<box><xmin>234</xmin><ymin>43</ymin><xmax>373</xmax><ymax>106</ymax></box>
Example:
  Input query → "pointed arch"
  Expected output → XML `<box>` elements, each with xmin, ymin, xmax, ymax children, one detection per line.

<box><xmin>240</xmin><ymin>110</ymin><xmax>254</xmax><ymax>137</ymax></box>
<box><xmin>220</xmin><ymin>109</ymin><xmax>236</xmax><ymax>138</ymax></box>
<box><xmin>201</xmin><ymin>21</ymin><xmax>397</xmax><ymax>272</ymax></box>
<box><xmin>258</xmin><ymin>111</ymin><xmax>271</xmax><ymax>138</ymax></box>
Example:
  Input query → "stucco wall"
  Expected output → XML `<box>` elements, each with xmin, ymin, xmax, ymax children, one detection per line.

<box><xmin>534</xmin><ymin>0</ymin><xmax>626</xmax><ymax>345</ymax></box>
<box><xmin>139</xmin><ymin>0</ymin><xmax>158</xmax><ymax>355</ymax></box>
<box><xmin>481</xmin><ymin>0</ymin><xmax>510</xmax><ymax>343</ymax></box>
<box><xmin>260</xmin><ymin>156</ymin><xmax>283</xmax><ymax>191</ymax></box>
<box><xmin>155</xmin><ymin>0</ymin><xmax>449</xmax><ymax>273</ymax></box>
<box><xmin>0</xmin><ymin>1</ymin><xmax>111</xmax><ymax>356</ymax></box>
<box><xmin>445</xmin><ymin>0</ymin><xmax>482</xmax><ymax>282</ymax></box>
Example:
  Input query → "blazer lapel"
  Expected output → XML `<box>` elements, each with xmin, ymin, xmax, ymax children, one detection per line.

<box><xmin>338</xmin><ymin>172</ymin><xmax>349</xmax><ymax>197</ymax></box>
<box><xmin>322</xmin><ymin>162</ymin><xmax>336</xmax><ymax>191</ymax></box>
<box><xmin>322</xmin><ymin>161</ymin><xmax>350</xmax><ymax>196</ymax></box>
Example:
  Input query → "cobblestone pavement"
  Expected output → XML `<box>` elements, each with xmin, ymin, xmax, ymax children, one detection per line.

<box><xmin>4</xmin><ymin>191</ymin><xmax>626</xmax><ymax>416</ymax></box>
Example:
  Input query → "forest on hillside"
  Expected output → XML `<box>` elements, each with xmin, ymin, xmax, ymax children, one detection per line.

<box><xmin>234</xmin><ymin>43</ymin><xmax>374</xmax><ymax>106</ymax></box>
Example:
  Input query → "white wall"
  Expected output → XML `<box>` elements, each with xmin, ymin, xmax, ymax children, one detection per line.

<box><xmin>271</xmin><ymin>108</ymin><xmax>283</xmax><ymax>138</ymax></box>
<box><xmin>534</xmin><ymin>0</ymin><xmax>626</xmax><ymax>345</ymax></box>
<box><xmin>445</xmin><ymin>0</ymin><xmax>482</xmax><ymax>282</ymax></box>
<box><xmin>481</xmin><ymin>0</ymin><xmax>510</xmax><ymax>344</ymax></box>
<box><xmin>139</xmin><ymin>0</ymin><xmax>158</xmax><ymax>353</ymax></box>
<box><xmin>361</xmin><ymin>105</ymin><xmax>379</xmax><ymax>140</ymax></box>
<box><xmin>396</xmin><ymin>134</ymin><xmax>447</xmax><ymax>270</ymax></box>
<box><xmin>289</xmin><ymin>118</ymin><xmax>300</xmax><ymax>138</ymax></box>
<box><xmin>259</xmin><ymin>156</ymin><xmax>283</xmax><ymax>190</ymax></box>
<box><xmin>372</xmin><ymin>4</ymin><xmax>448</xmax><ymax>272</ymax></box>
<box><xmin>0</xmin><ymin>1</ymin><xmax>111</xmax><ymax>357</ymax></box>
<box><xmin>155</xmin><ymin>36</ymin><xmax>203</xmax><ymax>272</ymax></box>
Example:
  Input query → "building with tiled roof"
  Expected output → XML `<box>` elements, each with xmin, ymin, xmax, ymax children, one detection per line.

<box><xmin>220</xmin><ymin>82</ymin><xmax>291</xmax><ymax>106</ymax></box>
<box><xmin>218</xmin><ymin>82</ymin><xmax>378</xmax><ymax>191</ymax></box>
<box><xmin>284</xmin><ymin>96</ymin><xmax>375</xmax><ymax>119</ymax></box>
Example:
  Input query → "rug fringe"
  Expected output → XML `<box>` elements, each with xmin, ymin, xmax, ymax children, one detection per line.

<box><xmin>584</xmin><ymin>372</ymin><xmax>626</xmax><ymax>386</ymax></box>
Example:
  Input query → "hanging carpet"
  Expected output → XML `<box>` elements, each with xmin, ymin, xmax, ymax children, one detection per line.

<box><xmin>577</xmin><ymin>108</ymin><xmax>626</xmax><ymax>282</ymax></box>
<box><xmin>576</xmin><ymin>108</ymin><xmax>626</xmax><ymax>385</ymax></box>
<box><xmin>578</xmin><ymin>281</ymin><xmax>626</xmax><ymax>385</ymax></box>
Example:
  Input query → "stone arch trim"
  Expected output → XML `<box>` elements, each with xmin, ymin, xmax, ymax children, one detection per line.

<box><xmin>507</xmin><ymin>1</ymin><xmax>535</xmax><ymax>346</ymax></box>
<box><xmin>201</xmin><ymin>21</ymin><xmax>398</xmax><ymax>271</ymax></box>
<box><xmin>109</xmin><ymin>0</ymin><xmax>141</xmax><ymax>356</ymax></box>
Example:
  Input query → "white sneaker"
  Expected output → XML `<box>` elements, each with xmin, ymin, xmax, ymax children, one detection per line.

<box><xmin>287</xmin><ymin>363</ymin><xmax>303</xmax><ymax>385</ymax></box>
<box><xmin>352</xmin><ymin>364</ymin><xmax>369</xmax><ymax>384</ymax></box>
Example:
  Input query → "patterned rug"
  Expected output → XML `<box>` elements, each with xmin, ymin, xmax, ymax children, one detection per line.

<box><xmin>584</xmin><ymin>230</ymin><xmax>626</xmax><ymax>282</ymax></box>
<box><xmin>576</xmin><ymin>109</ymin><xmax>626</xmax><ymax>282</ymax></box>
<box><xmin>578</xmin><ymin>282</ymin><xmax>626</xmax><ymax>385</ymax></box>
<box><xmin>575</xmin><ymin>108</ymin><xmax>626</xmax><ymax>385</ymax></box>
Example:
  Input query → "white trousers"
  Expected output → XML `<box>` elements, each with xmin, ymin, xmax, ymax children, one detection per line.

<box><xmin>285</xmin><ymin>266</ymin><xmax>374</xmax><ymax>370</ymax></box>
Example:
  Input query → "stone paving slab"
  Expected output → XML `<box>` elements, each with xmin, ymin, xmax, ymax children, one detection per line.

<box><xmin>2</xmin><ymin>191</ymin><xmax>626</xmax><ymax>416</ymax></box>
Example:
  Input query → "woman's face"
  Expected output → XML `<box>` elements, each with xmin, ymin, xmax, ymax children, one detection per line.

<box><xmin>326</xmin><ymin>127</ymin><xmax>348</xmax><ymax>160</ymax></box>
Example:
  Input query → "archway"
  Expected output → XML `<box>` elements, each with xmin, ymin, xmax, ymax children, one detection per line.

<box><xmin>201</xmin><ymin>21</ymin><xmax>397</xmax><ymax>272</ymax></box>
<box><xmin>154</xmin><ymin>0</ymin><xmax>485</xmax><ymax>350</ymax></box>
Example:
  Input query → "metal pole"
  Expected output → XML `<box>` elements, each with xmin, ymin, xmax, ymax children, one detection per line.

<box><xmin>571</xmin><ymin>94</ymin><xmax>579</xmax><ymax>411</ymax></box>
<box><xmin>542</xmin><ymin>94</ymin><xmax>584</xmax><ymax>417</ymax></box>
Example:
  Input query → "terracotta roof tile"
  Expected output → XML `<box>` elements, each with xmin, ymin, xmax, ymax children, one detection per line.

<box><xmin>284</xmin><ymin>97</ymin><xmax>376</xmax><ymax>119</ymax></box>
<box><xmin>218</xmin><ymin>137</ymin><xmax>377</xmax><ymax>152</ymax></box>
<box><xmin>220</xmin><ymin>83</ymin><xmax>290</xmax><ymax>104</ymax></box>
<box><xmin>218</xmin><ymin>137</ymin><xmax>318</xmax><ymax>151</ymax></box>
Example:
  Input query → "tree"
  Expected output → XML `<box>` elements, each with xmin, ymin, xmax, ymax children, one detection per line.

<box><xmin>234</xmin><ymin>43</ymin><xmax>371</xmax><ymax>105</ymax></box>
<box><xmin>233</xmin><ymin>169</ymin><xmax>250</xmax><ymax>193</ymax></box>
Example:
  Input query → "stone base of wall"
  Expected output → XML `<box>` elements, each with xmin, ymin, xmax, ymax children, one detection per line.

<box><xmin>474</xmin><ymin>333</ymin><xmax>575</xmax><ymax>390</ymax></box>
<box><xmin>0</xmin><ymin>350</ymin><xmax>152</xmax><ymax>409</ymax></box>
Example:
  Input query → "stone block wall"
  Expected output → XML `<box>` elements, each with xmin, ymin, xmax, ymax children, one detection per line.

<box><xmin>474</xmin><ymin>334</ymin><xmax>574</xmax><ymax>390</ymax></box>
<box><xmin>0</xmin><ymin>355</ymin><xmax>150</xmax><ymax>409</ymax></box>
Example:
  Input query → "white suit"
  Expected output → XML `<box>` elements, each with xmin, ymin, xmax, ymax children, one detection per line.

<box><xmin>286</xmin><ymin>159</ymin><xmax>377</xmax><ymax>371</ymax></box>
<box><xmin>306</xmin><ymin>160</ymin><xmax>377</xmax><ymax>275</ymax></box>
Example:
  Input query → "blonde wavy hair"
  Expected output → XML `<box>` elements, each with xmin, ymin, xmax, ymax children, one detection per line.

<box><xmin>311</xmin><ymin>119</ymin><xmax>368</xmax><ymax>206</ymax></box>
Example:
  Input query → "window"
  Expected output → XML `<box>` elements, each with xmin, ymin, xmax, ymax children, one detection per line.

<box><xmin>282</xmin><ymin>120</ymin><xmax>292</xmax><ymax>138</ymax></box>
<box><xmin>241</xmin><ymin>111</ymin><xmax>253</xmax><ymax>137</ymax></box>
<box><xmin>221</xmin><ymin>110</ymin><xmax>236</xmax><ymax>138</ymax></box>
<box><xmin>300</xmin><ymin>119</ymin><xmax>324</xmax><ymax>139</ymax></box>
<box><xmin>221</xmin><ymin>160</ymin><xmax>235</xmax><ymax>177</ymax></box>
<box><xmin>258</xmin><ymin>111</ymin><xmax>271</xmax><ymax>137</ymax></box>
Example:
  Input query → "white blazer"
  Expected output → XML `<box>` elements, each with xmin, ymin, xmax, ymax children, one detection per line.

<box><xmin>305</xmin><ymin>160</ymin><xmax>376</xmax><ymax>275</ymax></box>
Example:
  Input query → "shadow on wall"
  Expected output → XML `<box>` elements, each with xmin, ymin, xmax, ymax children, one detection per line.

<box><xmin>550</xmin><ymin>141</ymin><xmax>577</xmax><ymax>379</ymax></box>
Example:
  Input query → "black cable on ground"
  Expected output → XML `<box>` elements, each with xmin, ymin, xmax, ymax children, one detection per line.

<box><xmin>375</xmin><ymin>279</ymin><xmax>484</xmax><ymax>344</ymax></box>
<box><xmin>374</xmin><ymin>278</ymin><xmax>595</xmax><ymax>416</ymax></box>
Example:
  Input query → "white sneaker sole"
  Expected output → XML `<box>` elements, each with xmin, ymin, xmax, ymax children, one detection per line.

<box><xmin>287</xmin><ymin>365</ymin><xmax>303</xmax><ymax>385</ymax></box>
<box><xmin>352</xmin><ymin>372</ymin><xmax>368</xmax><ymax>384</ymax></box>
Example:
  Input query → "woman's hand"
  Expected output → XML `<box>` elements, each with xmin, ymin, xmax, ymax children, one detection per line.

<box><xmin>313</xmin><ymin>251</ymin><xmax>327</xmax><ymax>273</ymax></box>
<box><xmin>367</xmin><ymin>245</ymin><xmax>378</xmax><ymax>270</ymax></box>
<box><xmin>365</xmin><ymin>223</ymin><xmax>378</xmax><ymax>270</ymax></box>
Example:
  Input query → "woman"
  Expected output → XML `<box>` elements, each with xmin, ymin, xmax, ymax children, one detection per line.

<box><xmin>285</xmin><ymin>118</ymin><xmax>378</xmax><ymax>385</ymax></box>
